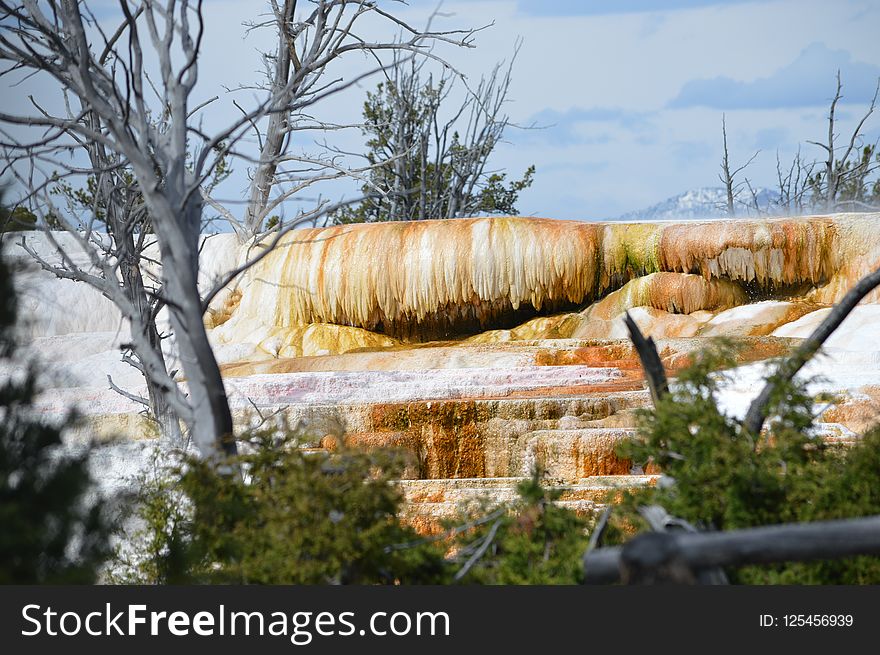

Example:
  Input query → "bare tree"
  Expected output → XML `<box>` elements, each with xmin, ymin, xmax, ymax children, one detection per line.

<box><xmin>805</xmin><ymin>71</ymin><xmax>880</xmax><ymax>212</ymax></box>
<box><xmin>721</xmin><ymin>73</ymin><xmax>879</xmax><ymax>217</ymax></box>
<box><xmin>718</xmin><ymin>114</ymin><xmax>759</xmax><ymax>217</ymax></box>
<box><xmin>198</xmin><ymin>0</ymin><xmax>484</xmax><ymax>239</ymax></box>
<box><xmin>774</xmin><ymin>147</ymin><xmax>814</xmax><ymax>215</ymax></box>
<box><xmin>25</xmin><ymin>140</ymin><xmax>186</xmax><ymax>443</ymax></box>
<box><xmin>0</xmin><ymin>1</ymin><xmax>476</xmax><ymax>459</ymax></box>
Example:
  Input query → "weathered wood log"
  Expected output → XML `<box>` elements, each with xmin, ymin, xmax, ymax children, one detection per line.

<box><xmin>633</xmin><ymin>505</ymin><xmax>729</xmax><ymax>585</ymax></box>
<box><xmin>618</xmin><ymin>531</ymin><xmax>697</xmax><ymax>584</ymax></box>
<box><xmin>583</xmin><ymin>514</ymin><xmax>880</xmax><ymax>584</ymax></box>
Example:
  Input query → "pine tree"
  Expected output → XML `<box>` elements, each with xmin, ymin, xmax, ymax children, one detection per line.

<box><xmin>332</xmin><ymin>58</ymin><xmax>534</xmax><ymax>223</ymax></box>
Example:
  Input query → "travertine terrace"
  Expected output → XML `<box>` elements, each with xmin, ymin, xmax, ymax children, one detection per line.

<box><xmin>9</xmin><ymin>213</ymin><xmax>880</xmax><ymax>532</ymax></box>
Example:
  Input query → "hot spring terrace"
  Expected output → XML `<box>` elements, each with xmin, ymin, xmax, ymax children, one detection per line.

<box><xmin>11</xmin><ymin>213</ymin><xmax>880</xmax><ymax>532</ymax></box>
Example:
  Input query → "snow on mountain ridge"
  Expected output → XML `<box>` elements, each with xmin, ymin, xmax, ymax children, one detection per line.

<box><xmin>616</xmin><ymin>186</ymin><xmax>781</xmax><ymax>221</ymax></box>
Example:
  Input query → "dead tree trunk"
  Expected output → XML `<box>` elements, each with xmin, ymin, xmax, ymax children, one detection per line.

<box><xmin>718</xmin><ymin>114</ymin><xmax>759</xmax><ymax>217</ymax></box>
<box><xmin>623</xmin><ymin>312</ymin><xmax>668</xmax><ymax>405</ymax></box>
<box><xmin>82</xmin><ymin>109</ymin><xmax>183</xmax><ymax>442</ymax></box>
<box><xmin>142</xmin><ymin>177</ymin><xmax>236</xmax><ymax>458</ymax></box>
<box><xmin>743</xmin><ymin>265</ymin><xmax>880</xmax><ymax>436</ymax></box>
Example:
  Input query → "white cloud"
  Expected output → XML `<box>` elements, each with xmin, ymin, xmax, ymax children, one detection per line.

<box><xmin>669</xmin><ymin>43</ymin><xmax>880</xmax><ymax>109</ymax></box>
<box><xmin>3</xmin><ymin>0</ymin><xmax>879</xmax><ymax>221</ymax></box>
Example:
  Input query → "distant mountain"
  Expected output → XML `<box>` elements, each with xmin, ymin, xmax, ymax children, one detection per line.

<box><xmin>615</xmin><ymin>186</ymin><xmax>781</xmax><ymax>221</ymax></box>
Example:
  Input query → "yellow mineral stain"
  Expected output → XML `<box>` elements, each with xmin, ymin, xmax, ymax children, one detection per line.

<box><xmin>217</xmin><ymin>214</ymin><xmax>878</xmax><ymax>343</ymax></box>
<box><xmin>821</xmin><ymin>386</ymin><xmax>880</xmax><ymax>435</ymax></box>
<box><xmin>583</xmin><ymin>272</ymin><xmax>747</xmax><ymax>319</ymax></box>
<box><xmin>215</xmin><ymin>321</ymin><xmax>399</xmax><ymax>369</ymax></box>
<box><xmin>204</xmin><ymin>288</ymin><xmax>242</xmax><ymax>328</ymax></box>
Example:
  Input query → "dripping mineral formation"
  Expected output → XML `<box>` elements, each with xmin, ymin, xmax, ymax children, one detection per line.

<box><xmin>9</xmin><ymin>213</ymin><xmax>880</xmax><ymax>532</ymax></box>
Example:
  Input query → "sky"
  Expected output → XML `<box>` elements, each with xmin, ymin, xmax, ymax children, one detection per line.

<box><xmin>3</xmin><ymin>0</ymin><xmax>880</xmax><ymax>221</ymax></box>
<box><xmin>403</xmin><ymin>0</ymin><xmax>880</xmax><ymax>219</ymax></box>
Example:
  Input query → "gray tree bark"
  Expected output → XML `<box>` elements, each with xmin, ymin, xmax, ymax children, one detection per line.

<box><xmin>584</xmin><ymin>514</ymin><xmax>880</xmax><ymax>584</ymax></box>
<box><xmin>1</xmin><ymin>0</ymin><xmax>477</xmax><ymax>460</ymax></box>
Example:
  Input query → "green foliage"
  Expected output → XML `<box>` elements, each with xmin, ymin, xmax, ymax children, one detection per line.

<box><xmin>611</xmin><ymin>339</ymin><xmax>880</xmax><ymax>583</ymax></box>
<box><xmin>44</xmin><ymin>140</ymin><xmax>232</xmax><ymax>233</ymax></box>
<box><xmin>51</xmin><ymin>171</ymin><xmax>153</xmax><ymax>233</ymax></box>
<box><xmin>332</xmin><ymin>75</ymin><xmax>534</xmax><ymax>224</ymax></box>
<box><xmin>0</xmin><ymin>206</ymin><xmax>40</xmax><ymax>232</ymax></box>
<box><xmin>809</xmin><ymin>143</ymin><xmax>880</xmax><ymax>210</ymax></box>
<box><xmin>113</xmin><ymin>422</ymin><xmax>592</xmax><ymax>585</ymax></box>
<box><xmin>476</xmin><ymin>165</ymin><xmax>536</xmax><ymax>215</ymax></box>
<box><xmin>112</xmin><ymin>427</ymin><xmax>449</xmax><ymax>584</ymax></box>
<box><xmin>0</xmin><ymin>241</ymin><xmax>110</xmax><ymax>583</ymax></box>
<box><xmin>448</xmin><ymin>471</ymin><xmax>591</xmax><ymax>584</ymax></box>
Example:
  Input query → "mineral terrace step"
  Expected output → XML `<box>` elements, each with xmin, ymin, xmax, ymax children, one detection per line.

<box><xmin>399</xmin><ymin>475</ymin><xmax>657</xmax><ymax>505</ymax></box>
<box><xmin>220</xmin><ymin>365</ymin><xmax>633</xmax><ymax>406</ymax></box>
<box><xmin>47</xmin><ymin>382</ymin><xmax>653</xmax><ymax>445</ymax></box>
<box><xmin>219</xmin><ymin>337</ymin><xmax>799</xmax><ymax>376</ymax></box>
<box><xmin>520</xmin><ymin>428</ymin><xmax>641</xmax><ymax>480</ymax></box>
<box><xmin>577</xmin><ymin>475</ymin><xmax>659</xmax><ymax>488</ymax></box>
<box><xmin>398</xmin><ymin>475</ymin><xmax>657</xmax><ymax>534</ymax></box>
<box><xmin>302</xmin><ymin>395</ymin><xmax>651</xmax><ymax>481</ymax></box>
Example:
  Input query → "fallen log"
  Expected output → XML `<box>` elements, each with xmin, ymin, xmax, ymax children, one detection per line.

<box><xmin>583</xmin><ymin>514</ymin><xmax>880</xmax><ymax>584</ymax></box>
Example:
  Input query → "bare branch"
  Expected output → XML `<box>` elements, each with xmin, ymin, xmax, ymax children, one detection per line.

<box><xmin>743</xmin><ymin>265</ymin><xmax>880</xmax><ymax>435</ymax></box>
<box><xmin>453</xmin><ymin>517</ymin><xmax>503</xmax><ymax>582</ymax></box>
<box><xmin>623</xmin><ymin>311</ymin><xmax>668</xmax><ymax>406</ymax></box>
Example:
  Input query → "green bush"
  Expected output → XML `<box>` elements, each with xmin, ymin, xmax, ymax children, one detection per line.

<box><xmin>113</xmin><ymin>424</ymin><xmax>593</xmax><ymax>585</ymax></box>
<box><xmin>112</xmin><ymin>427</ymin><xmax>450</xmax><ymax>584</ymax></box>
<box><xmin>0</xmin><ymin>206</ymin><xmax>38</xmax><ymax>232</ymax></box>
<box><xmin>447</xmin><ymin>472</ymin><xmax>591</xmax><ymax>585</ymax></box>
<box><xmin>611</xmin><ymin>339</ymin><xmax>880</xmax><ymax>584</ymax></box>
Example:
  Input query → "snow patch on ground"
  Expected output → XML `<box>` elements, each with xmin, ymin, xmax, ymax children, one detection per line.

<box><xmin>772</xmin><ymin>305</ymin><xmax>880</xmax><ymax>351</ymax></box>
<box><xmin>717</xmin><ymin>305</ymin><xmax>880</xmax><ymax>419</ymax></box>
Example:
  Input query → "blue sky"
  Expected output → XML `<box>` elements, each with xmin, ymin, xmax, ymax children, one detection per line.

<box><xmin>422</xmin><ymin>0</ymin><xmax>880</xmax><ymax>219</ymax></box>
<box><xmin>3</xmin><ymin>0</ymin><xmax>880</xmax><ymax>220</ymax></box>
<box><xmin>514</xmin><ymin>0</ymin><xmax>776</xmax><ymax>15</ymax></box>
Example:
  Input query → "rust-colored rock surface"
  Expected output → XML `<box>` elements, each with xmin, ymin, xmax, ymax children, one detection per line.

<box><xmin>16</xmin><ymin>215</ymin><xmax>880</xmax><ymax>534</ymax></box>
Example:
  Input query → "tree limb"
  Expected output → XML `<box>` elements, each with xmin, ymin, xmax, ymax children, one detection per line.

<box><xmin>623</xmin><ymin>311</ymin><xmax>668</xmax><ymax>406</ymax></box>
<box><xmin>742</xmin><ymin>265</ymin><xmax>880</xmax><ymax>436</ymax></box>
